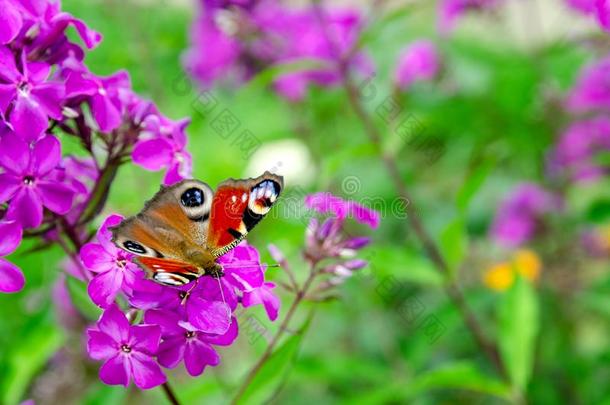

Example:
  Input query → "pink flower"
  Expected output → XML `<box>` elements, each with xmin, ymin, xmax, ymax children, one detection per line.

<box><xmin>87</xmin><ymin>304</ymin><xmax>166</xmax><ymax>389</ymax></box>
<box><xmin>305</xmin><ymin>192</ymin><xmax>380</xmax><ymax>229</ymax></box>
<box><xmin>394</xmin><ymin>40</ymin><xmax>440</xmax><ymax>90</ymax></box>
<box><xmin>491</xmin><ymin>183</ymin><xmax>562</xmax><ymax>247</ymax></box>
<box><xmin>596</xmin><ymin>0</ymin><xmax>610</xmax><ymax>31</ymax></box>
<box><xmin>0</xmin><ymin>47</ymin><xmax>64</xmax><ymax>142</ymax></box>
<box><xmin>80</xmin><ymin>214</ymin><xmax>140</xmax><ymax>307</ymax></box>
<box><xmin>65</xmin><ymin>70</ymin><xmax>131</xmax><ymax>132</ymax></box>
<box><xmin>0</xmin><ymin>132</ymin><xmax>75</xmax><ymax>229</ymax></box>
<box><xmin>243</xmin><ymin>281</ymin><xmax>280</xmax><ymax>321</ymax></box>
<box><xmin>132</xmin><ymin>115</ymin><xmax>193</xmax><ymax>185</ymax></box>
<box><xmin>566</xmin><ymin>56</ymin><xmax>610</xmax><ymax>113</ymax></box>
<box><xmin>145</xmin><ymin>309</ymin><xmax>238</xmax><ymax>376</ymax></box>
<box><xmin>0</xmin><ymin>219</ymin><xmax>24</xmax><ymax>293</ymax></box>
<box><xmin>438</xmin><ymin>0</ymin><xmax>500</xmax><ymax>34</ymax></box>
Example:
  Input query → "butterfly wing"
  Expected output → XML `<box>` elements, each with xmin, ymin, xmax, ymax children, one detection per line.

<box><xmin>134</xmin><ymin>257</ymin><xmax>200</xmax><ymax>286</ymax></box>
<box><xmin>111</xmin><ymin>179</ymin><xmax>217</xmax><ymax>284</ymax></box>
<box><xmin>207</xmin><ymin>171</ymin><xmax>283</xmax><ymax>257</ymax></box>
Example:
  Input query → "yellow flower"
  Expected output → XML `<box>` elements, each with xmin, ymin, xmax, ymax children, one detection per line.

<box><xmin>483</xmin><ymin>262</ymin><xmax>514</xmax><ymax>291</ymax></box>
<box><xmin>483</xmin><ymin>249</ymin><xmax>542</xmax><ymax>291</ymax></box>
<box><xmin>513</xmin><ymin>249</ymin><xmax>541</xmax><ymax>282</ymax></box>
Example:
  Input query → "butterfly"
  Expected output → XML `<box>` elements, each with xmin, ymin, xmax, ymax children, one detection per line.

<box><xmin>110</xmin><ymin>171</ymin><xmax>283</xmax><ymax>287</ymax></box>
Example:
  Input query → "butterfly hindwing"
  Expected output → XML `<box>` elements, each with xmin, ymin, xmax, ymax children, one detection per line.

<box><xmin>135</xmin><ymin>257</ymin><xmax>200</xmax><ymax>286</ymax></box>
<box><xmin>207</xmin><ymin>171</ymin><xmax>283</xmax><ymax>257</ymax></box>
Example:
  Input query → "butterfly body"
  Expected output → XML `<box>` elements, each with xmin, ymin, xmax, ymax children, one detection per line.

<box><xmin>110</xmin><ymin>171</ymin><xmax>283</xmax><ymax>286</ymax></box>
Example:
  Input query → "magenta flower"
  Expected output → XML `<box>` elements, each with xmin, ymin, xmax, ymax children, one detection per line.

<box><xmin>145</xmin><ymin>309</ymin><xmax>238</xmax><ymax>376</ymax></box>
<box><xmin>305</xmin><ymin>192</ymin><xmax>380</xmax><ymax>229</ymax></box>
<box><xmin>394</xmin><ymin>40</ymin><xmax>440</xmax><ymax>90</ymax></box>
<box><xmin>491</xmin><ymin>183</ymin><xmax>562</xmax><ymax>247</ymax></box>
<box><xmin>0</xmin><ymin>133</ymin><xmax>75</xmax><ymax>228</ymax></box>
<box><xmin>80</xmin><ymin>214</ymin><xmax>140</xmax><ymax>307</ymax></box>
<box><xmin>566</xmin><ymin>56</ymin><xmax>610</xmax><ymax>113</ymax></box>
<box><xmin>0</xmin><ymin>219</ymin><xmax>24</xmax><ymax>293</ymax></box>
<box><xmin>0</xmin><ymin>47</ymin><xmax>64</xmax><ymax>141</ymax></box>
<box><xmin>243</xmin><ymin>281</ymin><xmax>280</xmax><ymax>321</ymax></box>
<box><xmin>87</xmin><ymin>304</ymin><xmax>166</xmax><ymax>389</ymax></box>
<box><xmin>596</xmin><ymin>0</ymin><xmax>610</xmax><ymax>31</ymax></box>
<box><xmin>65</xmin><ymin>70</ymin><xmax>131</xmax><ymax>132</ymax></box>
<box><xmin>183</xmin><ymin>15</ymin><xmax>241</xmax><ymax>87</ymax></box>
<box><xmin>132</xmin><ymin>115</ymin><xmax>193</xmax><ymax>185</ymax></box>
<box><xmin>548</xmin><ymin>117</ymin><xmax>610</xmax><ymax>181</ymax></box>
<box><xmin>438</xmin><ymin>0</ymin><xmax>500</xmax><ymax>34</ymax></box>
<box><xmin>565</xmin><ymin>0</ymin><xmax>595</xmax><ymax>13</ymax></box>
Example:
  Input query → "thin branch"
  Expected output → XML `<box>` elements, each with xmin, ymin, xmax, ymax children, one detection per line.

<box><xmin>161</xmin><ymin>381</ymin><xmax>182</xmax><ymax>405</ymax></box>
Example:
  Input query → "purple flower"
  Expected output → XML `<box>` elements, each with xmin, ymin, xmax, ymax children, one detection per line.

<box><xmin>132</xmin><ymin>115</ymin><xmax>193</xmax><ymax>185</ymax></box>
<box><xmin>80</xmin><ymin>214</ymin><xmax>140</xmax><ymax>307</ymax></box>
<box><xmin>145</xmin><ymin>309</ymin><xmax>238</xmax><ymax>376</ymax></box>
<box><xmin>305</xmin><ymin>192</ymin><xmax>380</xmax><ymax>229</ymax></box>
<box><xmin>438</xmin><ymin>0</ymin><xmax>500</xmax><ymax>34</ymax></box>
<box><xmin>566</xmin><ymin>56</ymin><xmax>610</xmax><ymax>113</ymax></box>
<box><xmin>243</xmin><ymin>281</ymin><xmax>280</xmax><ymax>321</ymax></box>
<box><xmin>596</xmin><ymin>0</ymin><xmax>610</xmax><ymax>31</ymax></box>
<box><xmin>491</xmin><ymin>183</ymin><xmax>562</xmax><ymax>247</ymax></box>
<box><xmin>0</xmin><ymin>47</ymin><xmax>64</xmax><ymax>141</ymax></box>
<box><xmin>548</xmin><ymin>117</ymin><xmax>610</xmax><ymax>181</ymax></box>
<box><xmin>183</xmin><ymin>15</ymin><xmax>242</xmax><ymax>87</ymax></box>
<box><xmin>0</xmin><ymin>132</ymin><xmax>75</xmax><ymax>228</ymax></box>
<box><xmin>394</xmin><ymin>40</ymin><xmax>440</xmax><ymax>90</ymax></box>
<box><xmin>65</xmin><ymin>70</ymin><xmax>131</xmax><ymax>132</ymax></box>
<box><xmin>565</xmin><ymin>0</ymin><xmax>595</xmax><ymax>13</ymax></box>
<box><xmin>87</xmin><ymin>304</ymin><xmax>166</xmax><ymax>389</ymax></box>
<box><xmin>0</xmin><ymin>219</ymin><xmax>24</xmax><ymax>293</ymax></box>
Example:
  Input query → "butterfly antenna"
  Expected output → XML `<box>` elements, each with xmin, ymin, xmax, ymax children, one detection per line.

<box><xmin>220</xmin><ymin>263</ymin><xmax>281</xmax><ymax>269</ymax></box>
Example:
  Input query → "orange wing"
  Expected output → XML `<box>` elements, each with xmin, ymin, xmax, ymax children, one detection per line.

<box><xmin>135</xmin><ymin>257</ymin><xmax>200</xmax><ymax>286</ymax></box>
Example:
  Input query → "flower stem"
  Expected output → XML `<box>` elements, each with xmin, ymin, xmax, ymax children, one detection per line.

<box><xmin>340</xmin><ymin>68</ymin><xmax>507</xmax><ymax>379</ymax></box>
<box><xmin>231</xmin><ymin>269</ymin><xmax>318</xmax><ymax>404</ymax></box>
<box><xmin>161</xmin><ymin>381</ymin><xmax>182</xmax><ymax>405</ymax></box>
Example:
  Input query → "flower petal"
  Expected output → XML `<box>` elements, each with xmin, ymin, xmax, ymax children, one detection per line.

<box><xmin>88</xmin><ymin>270</ymin><xmax>124</xmax><ymax>308</ymax></box>
<box><xmin>130</xmin><ymin>324</ymin><xmax>161</xmax><ymax>354</ymax></box>
<box><xmin>0</xmin><ymin>258</ymin><xmax>24</xmax><ymax>293</ymax></box>
<box><xmin>156</xmin><ymin>336</ymin><xmax>186</xmax><ymax>369</ymax></box>
<box><xmin>11</xmin><ymin>93</ymin><xmax>48</xmax><ymax>142</ymax></box>
<box><xmin>99</xmin><ymin>354</ymin><xmax>130</xmax><ymax>387</ymax></box>
<box><xmin>187</xmin><ymin>295</ymin><xmax>231</xmax><ymax>335</ymax></box>
<box><xmin>184</xmin><ymin>340</ymin><xmax>219</xmax><ymax>376</ymax></box>
<box><xmin>6</xmin><ymin>187</ymin><xmax>43</xmax><ymax>229</ymax></box>
<box><xmin>0</xmin><ymin>3</ymin><xmax>22</xmax><ymax>45</ymax></box>
<box><xmin>130</xmin><ymin>352</ymin><xmax>167</xmax><ymax>390</ymax></box>
<box><xmin>144</xmin><ymin>309</ymin><xmax>183</xmax><ymax>336</ymax></box>
<box><xmin>131</xmin><ymin>138</ymin><xmax>174</xmax><ymax>171</ymax></box>
<box><xmin>31</xmin><ymin>135</ymin><xmax>61</xmax><ymax>176</ymax></box>
<box><xmin>80</xmin><ymin>243</ymin><xmax>114</xmax><ymax>272</ymax></box>
<box><xmin>204</xmin><ymin>316</ymin><xmax>238</xmax><ymax>346</ymax></box>
<box><xmin>37</xmin><ymin>180</ymin><xmax>75</xmax><ymax>214</ymax></box>
<box><xmin>243</xmin><ymin>282</ymin><xmax>280</xmax><ymax>321</ymax></box>
<box><xmin>0</xmin><ymin>173</ymin><xmax>20</xmax><ymax>204</ymax></box>
<box><xmin>87</xmin><ymin>329</ymin><xmax>118</xmax><ymax>360</ymax></box>
<box><xmin>90</xmin><ymin>93</ymin><xmax>121</xmax><ymax>132</ymax></box>
<box><xmin>0</xmin><ymin>132</ymin><xmax>29</xmax><ymax>174</ymax></box>
<box><xmin>0</xmin><ymin>220</ymin><xmax>22</xmax><ymax>256</ymax></box>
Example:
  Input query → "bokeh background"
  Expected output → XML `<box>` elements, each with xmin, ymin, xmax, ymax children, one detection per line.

<box><xmin>1</xmin><ymin>0</ymin><xmax>609</xmax><ymax>403</ymax></box>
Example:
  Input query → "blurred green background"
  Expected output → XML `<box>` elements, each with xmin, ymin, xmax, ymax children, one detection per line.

<box><xmin>1</xmin><ymin>0</ymin><xmax>609</xmax><ymax>404</ymax></box>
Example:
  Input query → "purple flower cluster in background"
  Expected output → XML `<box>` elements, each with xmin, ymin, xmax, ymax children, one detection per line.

<box><xmin>0</xmin><ymin>0</ymin><xmax>194</xmax><ymax>293</ymax></box>
<box><xmin>393</xmin><ymin>40</ymin><xmax>440</xmax><ymax>91</ymax></box>
<box><xmin>184</xmin><ymin>0</ymin><xmax>372</xmax><ymax>101</ymax></box>
<box><xmin>565</xmin><ymin>0</ymin><xmax>610</xmax><ymax>32</ymax></box>
<box><xmin>491</xmin><ymin>183</ymin><xmax>562</xmax><ymax>248</ymax></box>
<box><xmin>437</xmin><ymin>0</ymin><xmax>501</xmax><ymax>34</ymax></box>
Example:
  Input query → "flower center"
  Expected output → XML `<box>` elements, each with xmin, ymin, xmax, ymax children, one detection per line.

<box><xmin>23</xmin><ymin>175</ymin><xmax>35</xmax><ymax>186</ymax></box>
<box><xmin>120</xmin><ymin>344</ymin><xmax>132</xmax><ymax>353</ymax></box>
<box><xmin>185</xmin><ymin>331</ymin><xmax>196</xmax><ymax>339</ymax></box>
<box><xmin>116</xmin><ymin>259</ymin><xmax>127</xmax><ymax>268</ymax></box>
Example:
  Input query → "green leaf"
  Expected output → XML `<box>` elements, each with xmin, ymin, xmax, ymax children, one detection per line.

<box><xmin>66</xmin><ymin>276</ymin><xmax>102</xmax><ymax>320</ymax></box>
<box><xmin>456</xmin><ymin>159</ymin><xmax>495</xmax><ymax>213</ymax></box>
<box><xmin>236</xmin><ymin>317</ymin><xmax>312</xmax><ymax>405</ymax></box>
<box><xmin>2</xmin><ymin>322</ymin><xmax>65</xmax><ymax>405</ymax></box>
<box><xmin>439</xmin><ymin>217</ymin><xmax>468</xmax><ymax>275</ymax></box>
<box><xmin>498</xmin><ymin>276</ymin><xmax>539</xmax><ymax>392</ymax></box>
<box><xmin>586</xmin><ymin>199</ymin><xmax>610</xmax><ymax>224</ymax></box>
